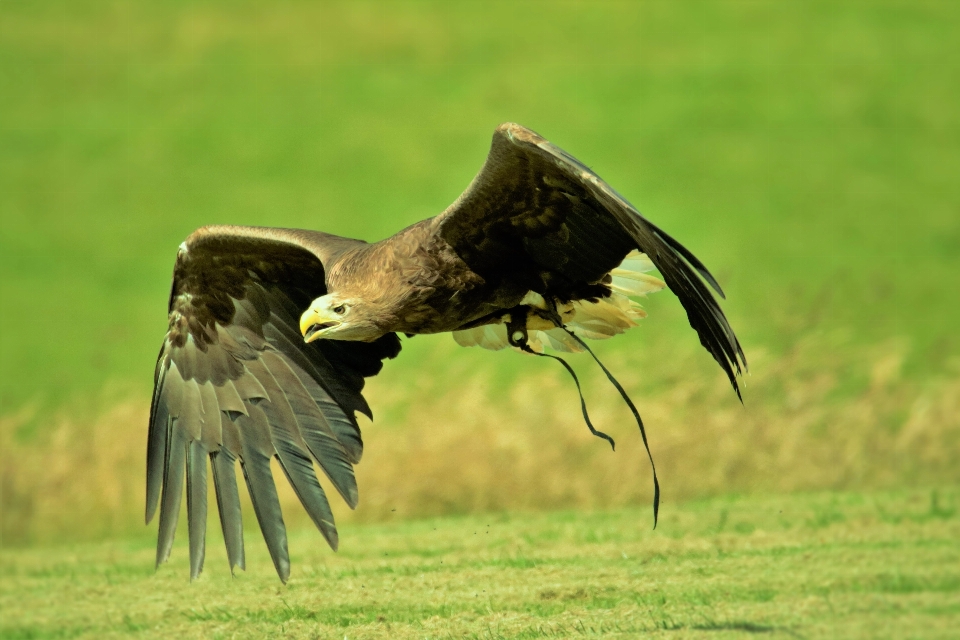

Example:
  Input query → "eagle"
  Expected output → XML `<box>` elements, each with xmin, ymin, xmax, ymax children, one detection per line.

<box><xmin>147</xmin><ymin>123</ymin><xmax>745</xmax><ymax>582</ymax></box>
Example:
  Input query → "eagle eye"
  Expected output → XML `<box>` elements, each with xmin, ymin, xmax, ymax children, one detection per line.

<box><xmin>332</xmin><ymin>304</ymin><xmax>346</xmax><ymax>315</ymax></box>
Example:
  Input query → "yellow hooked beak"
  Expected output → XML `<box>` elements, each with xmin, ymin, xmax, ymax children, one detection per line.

<box><xmin>300</xmin><ymin>305</ymin><xmax>342</xmax><ymax>343</ymax></box>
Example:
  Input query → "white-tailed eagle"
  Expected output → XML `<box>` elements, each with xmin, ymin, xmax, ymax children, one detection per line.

<box><xmin>147</xmin><ymin>123</ymin><xmax>745</xmax><ymax>581</ymax></box>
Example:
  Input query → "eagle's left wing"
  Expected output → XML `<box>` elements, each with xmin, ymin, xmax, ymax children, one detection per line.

<box><xmin>436</xmin><ymin>123</ymin><xmax>746</xmax><ymax>394</ymax></box>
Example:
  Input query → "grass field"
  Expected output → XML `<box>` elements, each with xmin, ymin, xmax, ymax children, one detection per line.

<box><xmin>2</xmin><ymin>488</ymin><xmax>958</xmax><ymax>639</ymax></box>
<box><xmin>2</xmin><ymin>1</ymin><xmax>959</xmax><ymax>417</ymax></box>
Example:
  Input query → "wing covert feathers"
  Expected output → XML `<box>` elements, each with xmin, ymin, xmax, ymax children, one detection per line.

<box><xmin>148</xmin><ymin>227</ymin><xmax>400</xmax><ymax>581</ymax></box>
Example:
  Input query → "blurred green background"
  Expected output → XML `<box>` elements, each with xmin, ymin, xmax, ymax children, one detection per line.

<box><xmin>3</xmin><ymin>0</ymin><xmax>958</xmax><ymax>415</ymax></box>
<box><xmin>1</xmin><ymin>1</ymin><xmax>958</xmax><ymax>543</ymax></box>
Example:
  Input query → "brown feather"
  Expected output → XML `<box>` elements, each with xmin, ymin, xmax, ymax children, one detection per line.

<box><xmin>262</xmin><ymin>350</ymin><xmax>360</xmax><ymax>505</ymax></box>
<box><xmin>146</xmin><ymin>359</ymin><xmax>184</xmax><ymax>523</ymax></box>
<box><xmin>186</xmin><ymin>440</ymin><xmax>208</xmax><ymax>580</ymax></box>
<box><xmin>197</xmin><ymin>381</ymin><xmax>221</xmax><ymax>451</ymax></box>
<box><xmin>236</xmin><ymin>403</ymin><xmax>289</xmax><ymax>582</ymax></box>
<box><xmin>262</xmin><ymin>321</ymin><xmax>364</xmax><ymax>460</ymax></box>
<box><xmin>211</xmin><ymin>424</ymin><xmax>244</xmax><ymax>573</ymax></box>
<box><xmin>155</xmin><ymin>424</ymin><xmax>186</xmax><ymax>568</ymax></box>
<box><xmin>213</xmin><ymin>379</ymin><xmax>247</xmax><ymax>417</ymax></box>
<box><xmin>177</xmin><ymin>381</ymin><xmax>203</xmax><ymax>442</ymax></box>
<box><xmin>245</xmin><ymin>356</ymin><xmax>353</xmax><ymax>538</ymax></box>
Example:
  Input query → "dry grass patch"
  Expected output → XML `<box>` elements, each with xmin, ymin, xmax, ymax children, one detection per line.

<box><xmin>2</xmin><ymin>334</ymin><xmax>959</xmax><ymax>546</ymax></box>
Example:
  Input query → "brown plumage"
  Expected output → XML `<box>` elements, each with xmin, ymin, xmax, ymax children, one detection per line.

<box><xmin>148</xmin><ymin>123</ymin><xmax>745</xmax><ymax>581</ymax></box>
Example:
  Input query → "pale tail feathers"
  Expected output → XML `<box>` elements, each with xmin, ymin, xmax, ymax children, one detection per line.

<box><xmin>453</xmin><ymin>322</ymin><xmax>589</xmax><ymax>354</ymax></box>
<box><xmin>609</xmin><ymin>249</ymin><xmax>665</xmax><ymax>297</ymax></box>
<box><xmin>452</xmin><ymin>250</ymin><xmax>665</xmax><ymax>353</ymax></box>
<box><xmin>453</xmin><ymin>323</ymin><xmax>512</xmax><ymax>351</ymax></box>
<box><xmin>615</xmin><ymin>251</ymin><xmax>656</xmax><ymax>274</ymax></box>
<box><xmin>565</xmin><ymin>297</ymin><xmax>638</xmax><ymax>340</ymax></box>
<box><xmin>609</xmin><ymin>273</ymin><xmax>665</xmax><ymax>297</ymax></box>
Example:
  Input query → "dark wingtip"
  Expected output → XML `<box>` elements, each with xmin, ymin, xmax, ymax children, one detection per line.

<box><xmin>652</xmin><ymin>227</ymin><xmax>727</xmax><ymax>299</ymax></box>
<box><xmin>228</xmin><ymin>556</ymin><xmax>246</xmax><ymax>577</ymax></box>
<box><xmin>327</xmin><ymin>529</ymin><xmax>340</xmax><ymax>552</ymax></box>
<box><xmin>145</xmin><ymin>488</ymin><xmax>159</xmax><ymax>526</ymax></box>
<box><xmin>346</xmin><ymin>486</ymin><xmax>359</xmax><ymax>510</ymax></box>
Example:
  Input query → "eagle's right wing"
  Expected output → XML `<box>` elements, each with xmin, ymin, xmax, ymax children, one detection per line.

<box><xmin>147</xmin><ymin>226</ymin><xmax>401</xmax><ymax>582</ymax></box>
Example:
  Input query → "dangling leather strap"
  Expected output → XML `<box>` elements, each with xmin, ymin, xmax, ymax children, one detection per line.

<box><xmin>561</xmin><ymin>329</ymin><xmax>660</xmax><ymax>529</ymax></box>
<box><xmin>518</xmin><ymin>339</ymin><xmax>617</xmax><ymax>451</ymax></box>
<box><xmin>506</xmin><ymin>309</ymin><xmax>660</xmax><ymax>528</ymax></box>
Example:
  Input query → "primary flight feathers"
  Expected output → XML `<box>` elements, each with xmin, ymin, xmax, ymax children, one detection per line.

<box><xmin>147</xmin><ymin>123</ymin><xmax>745</xmax><ymax>581</ymax></box>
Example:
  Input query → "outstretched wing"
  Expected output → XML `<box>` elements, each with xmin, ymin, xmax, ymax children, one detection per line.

<box><xmin>437</xmin><ymin>123</ymin><xmax>746</xmax><ymax>394</ymax></box>
<box><xmin>147</xmin><ymin>225</ymin><xmax>401</xmax><ymax>582</ymax></box>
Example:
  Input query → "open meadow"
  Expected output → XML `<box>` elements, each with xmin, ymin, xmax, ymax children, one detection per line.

<box><xmin>2</xmin><ymin>1</ymin><xmax>959</xmax><ymax>638</ymax></box>
<box><xmin>3</xmin><ymin>489</ymin><xmax>959</xmax><ymax>639</ymax></box>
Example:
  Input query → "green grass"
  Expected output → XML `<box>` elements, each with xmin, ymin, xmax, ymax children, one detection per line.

<box><xmin>2</xmin><ymin>0</ymin><xmax>959</xmax><ymax>420</ymax></box>
<box><xmin>2</xmin><ymin>488</ymin><xmax>958</xmax><ymax>639</ymax></box>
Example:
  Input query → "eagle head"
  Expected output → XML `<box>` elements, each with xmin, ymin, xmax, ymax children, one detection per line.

<box><xmin>300</xmin><ymin>293</ymin><xmax>384</xmax><ymax>343</ymax></box>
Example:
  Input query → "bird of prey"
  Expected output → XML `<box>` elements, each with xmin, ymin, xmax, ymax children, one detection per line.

<box><xmin>147</xmin><ymin>123</ymin><xmax>745</xmax><ymax>582</ymax></box>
